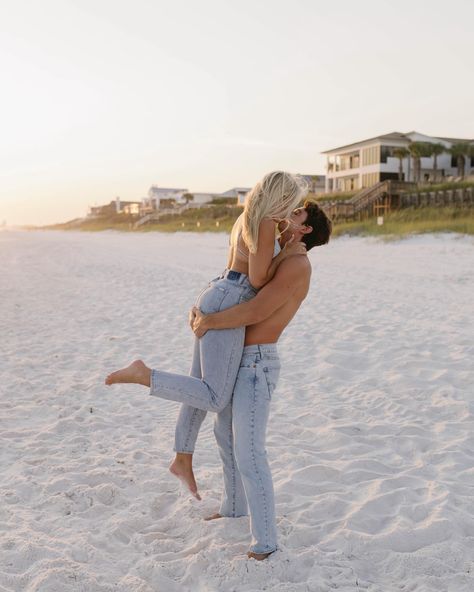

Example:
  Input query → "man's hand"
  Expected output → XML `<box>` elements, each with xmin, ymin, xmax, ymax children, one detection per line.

<box><xmin>280</xmin><ymin>234</ymin><xmax>307</xmax><ymax>259</ymax></box>
<box><xmin>189</xmin><ymin>306</ymin><xmax>209</xmax><ymax>338</ymax></box>
<box><xmin>188</xmin><ymin>306</ymin><xmax>197</xmax><ymax>329</ymax></box>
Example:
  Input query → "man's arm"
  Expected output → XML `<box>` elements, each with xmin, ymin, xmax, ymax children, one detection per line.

<box><xmin>192</xmin><ymin>256</ymin><xmax>310</xmax><ymax>334</ymax></box>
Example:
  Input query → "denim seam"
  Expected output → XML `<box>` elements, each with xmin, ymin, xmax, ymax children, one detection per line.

<box><xmin>229</xmin><ymin>413</ymin><xmax>237</xmax><ymax>516</ymax></box>
<box><xmin>218</xmin><ymin>328</ymin><xmax>242</xmax><ymax>409</ymax></box>
<box><xmin>182</xmin><ymin>408</ymin><xmax>199</xmax><ymax>453</ymax></box>
<box><xmin>250</xmin><ymin>368</ymin><xmax>271</xmax><ymax>551</ymax></box>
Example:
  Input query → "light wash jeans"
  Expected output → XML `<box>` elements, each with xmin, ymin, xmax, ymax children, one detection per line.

<box><xmin>149</xmin><ymin>271</ymin><xmax>256</xmax><ymax>423</ymax></box>
<box><xmin>214</xmin><ymin>344</ymin><xmax>280</xmax><ymax>554</ymax></box>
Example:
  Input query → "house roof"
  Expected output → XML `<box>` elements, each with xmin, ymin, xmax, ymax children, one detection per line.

<box><xmin>149</xmin><ymin>186</ymin><xmax>188</xmax><ymax>192</ymax></box>
<box><xmin>109</xmin><ymin>200</ymin><xmax>141</xmax><ymax>206</ymax></box>
<box><xmin>322</xmin><ymin>132</ymin><xmax>409</xmax><ymax>154</ymax></box>
<box><xmin>220</xmin><ymin>187</ymin><xmax>251</xmax><ymax>197</ymax></box>
<box><xmin>322</xmin><ymin>132</ymin><xmax>474</xmax><ymax>155</ymax></box>
<box><xmin>435</xmin><ymin>136</ymin><xmax>473</xmax><ymax>144</ymax></box>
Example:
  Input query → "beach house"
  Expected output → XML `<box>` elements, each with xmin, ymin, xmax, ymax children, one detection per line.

<box><xmin>142</xmin><ymin>186</ymin><xmax>188</xmax><ymax>212</ymax></box>
<box><xmin>181</xmin><ymin>193</ymin><xmax>217</xmax><ymax>207</ymax></box>
<box><xmin>220</xmin><ymin>187</ymin><xmax>252</xmax><ymax>206</ymax></box>
<box><xmin>323</xmin><ymin>132</ymin><xmax>474</xmax><ymax>193</ymax></box>
<box><xmin>88</xmin><ymin>198</ymin><xmax>141</xmax><ymax>218</ymax></box>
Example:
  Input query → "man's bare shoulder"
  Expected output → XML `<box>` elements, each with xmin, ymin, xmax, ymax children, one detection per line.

<box><xmin>276</xmin><ymin>253</ymin><xmax>312</xmax><ymax>280</ymax></box>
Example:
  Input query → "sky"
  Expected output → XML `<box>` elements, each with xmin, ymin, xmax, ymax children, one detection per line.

<box><xmin>1</xmin><ymin>0</ymin><xmax>473</xmax><ymax>226</ymax></box>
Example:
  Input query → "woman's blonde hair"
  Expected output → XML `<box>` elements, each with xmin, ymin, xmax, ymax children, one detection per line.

<box><xmin>242</xmin><ymin>171</ymin><xmax>308</xmax><ymax>254</ymax></box>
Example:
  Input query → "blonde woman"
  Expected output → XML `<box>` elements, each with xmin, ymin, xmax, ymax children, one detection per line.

<box><xmin>105</xmin><ymin>171</ymin><xmax>308</xmax><ymax>496</ymax></box>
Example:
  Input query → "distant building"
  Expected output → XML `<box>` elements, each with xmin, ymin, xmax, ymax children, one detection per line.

<box><xmin>322</xmin><ymin>131</ymin><xmax>474</xmax><ymax>193</ymax></box>
<box><xmin>122</xmin><ymin>202</ymin><xmax>141</xmax><ymax>215</ymax></box>
<box><xmin>143</xmin><ymin>186</ymin><xmax>188</xmax><ymax>211</ymax></box>
<box><xmin>301</xmin><ymin>174</ymin><xmax>326</xmax><ymax>195</ymax></box>
<box><xmin>88</xmin><ymin>199</ymin><xmax>141</xmax><ymax>218</ymax></box>
<box><xmin>183</xmin><ymin>192</ymin><xmax>217</xmax><ymax>206</ymax></box>
<box><xmin>217</xmin><ymin>187</ymin><xmax>251</xmax><ymax>206</ymax></box>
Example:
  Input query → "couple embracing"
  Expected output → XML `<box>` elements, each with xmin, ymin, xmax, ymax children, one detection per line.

<box><xmin>105</xmin><ymin>171</ymin><xmax>332</xmax><ymax>560</ymax></box>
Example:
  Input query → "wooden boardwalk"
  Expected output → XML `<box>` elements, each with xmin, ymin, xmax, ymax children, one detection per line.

<box><xmin>321</xmin><ymin>181</ymin><xmax>474</xmax><ymax>222</ymax></box>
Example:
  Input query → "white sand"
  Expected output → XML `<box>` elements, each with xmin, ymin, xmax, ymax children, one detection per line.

<box><xmin>1</xmin><ymin>229</ymin><xmax>473</xmax><ymax>592</ymax></box>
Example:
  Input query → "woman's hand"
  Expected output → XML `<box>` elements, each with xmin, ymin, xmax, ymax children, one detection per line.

<box><xmin>280</xmin><ymin>234</ymin><xmax>307</xmax><ymax>259</ymax></box>
<box><xmin>189</xmin><ymin>306</ymin><xmax>209</xmax><ymax>338</ymax></box>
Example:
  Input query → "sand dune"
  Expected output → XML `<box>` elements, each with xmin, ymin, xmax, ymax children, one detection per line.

<box><xmin>1</xmin><ymin>230</ymin><xmax>473</xmax><ymax>591</ymax></box>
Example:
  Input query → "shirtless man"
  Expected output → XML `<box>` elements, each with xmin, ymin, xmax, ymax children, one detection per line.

<box><xmin>106</xmin><ymin>202</ymin><xmax>332</xmax><ymax>560</ymax></box>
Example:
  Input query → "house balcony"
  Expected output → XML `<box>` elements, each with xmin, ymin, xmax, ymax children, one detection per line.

<box><xmin>327</xmin><ymin>151</ymin><xmax>361</xmax><ymax>173</ymax></box>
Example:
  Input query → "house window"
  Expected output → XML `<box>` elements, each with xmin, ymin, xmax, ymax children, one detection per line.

<box><xmin>361</xmin><ymin>172</ymin><xmax>380</xmax><ymax>187</ymax></box>
<box><xmin>362</xmin><ymin>145</ymin><xmax>380</xmax><ymax>166</ymax></box>
<box><xmin>339</xmin><ymin>152</ymin><xmax>359</xmax><ymax>170</ymax></box>
<box><xmin>380</xmin><ymin>146</ymin><xmax>395</xmax><ymax>163</ymax></box>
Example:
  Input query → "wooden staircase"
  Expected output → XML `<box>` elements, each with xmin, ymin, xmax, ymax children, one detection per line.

<box><xmin>321</xmin><ymin>181</ymin><xmax>415</xmax><ymax>221</ymax></box>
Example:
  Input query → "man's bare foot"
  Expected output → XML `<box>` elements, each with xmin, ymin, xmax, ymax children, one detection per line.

<box><xmin>105</xmin><ymin>360</ymin><xmax>151</xmax><ymax>387</ymax></box>
<box><xmin>247</xmin><ymin>550</ymin><xmax>275</xmax><ymax>561</ymax></box>
<box><xmin>169</xmin><ymin>454</ymin><xmax>202</xmax><ymax>501</ymax></box>
<box><xmin>204</xmin><ymin>513</ymin><xmax>223</xmax><ymax>521</ymax></box>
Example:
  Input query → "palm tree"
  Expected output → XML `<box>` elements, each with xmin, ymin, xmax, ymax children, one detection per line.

<box><xmin>393</xmin><ymin>147</ymin><xmax>409</xmax><ymax>181</ymax></box>
<box><xmin>449</xmin><ymin>142</ymin><xmax>471</xmax><ymax>178</ymax></box>
<box><xmin>408</xmin><ymin>142</ymin><xmax>427</xmax><ymax>183</ymax></box>
<box><xmin>425</xmin><ymin>142</ymin><xmax>445</xmax><ymax>182</ymax></box>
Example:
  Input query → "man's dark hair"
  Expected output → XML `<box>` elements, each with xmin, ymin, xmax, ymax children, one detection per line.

<box><xmin>301</xmin><ymin>200</ymin><xmax>332</xmax><ymax>251</ymax></box>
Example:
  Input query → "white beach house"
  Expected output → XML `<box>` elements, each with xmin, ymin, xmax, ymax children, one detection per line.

<box><xmin>322</xmin><ymin>132</ymin><xmax>474</xmax><ymax>193</ymax></box>
<box><xmin>143</xmin><ymin>186</ymin><xmax>188</xmax><ymax>211</ymax></box>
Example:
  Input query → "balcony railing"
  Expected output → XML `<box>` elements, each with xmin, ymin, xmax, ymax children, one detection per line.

<box><xmin>327</xmin><ymin>156</ymin><xmax>360</xmax><ymax>172</ymax></box>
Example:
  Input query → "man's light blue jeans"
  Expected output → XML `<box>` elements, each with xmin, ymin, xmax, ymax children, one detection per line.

<box><xmin>215</xmin><ymin>344</ymin><xmax>280</xmax><ymax>554</ymax></box>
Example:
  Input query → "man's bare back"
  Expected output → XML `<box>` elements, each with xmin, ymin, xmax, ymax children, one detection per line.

<box><xmin>192</xmin><ymin>254</ymin><xmax>311</xmax><ymax>344</ymax></box>
<box><xmin>244</xmin><ymin>256</ymin><xmax>311</xmax><ymax>346</ymax></box>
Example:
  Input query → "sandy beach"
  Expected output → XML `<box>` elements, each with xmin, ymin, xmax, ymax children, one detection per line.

<box><xmin>1</xmin><ymin>229</ymin><xmax>473</xmax><ymax>592</ymax></box>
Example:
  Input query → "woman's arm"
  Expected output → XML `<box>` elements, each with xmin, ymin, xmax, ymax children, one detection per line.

<box><xmin>247</xmin><ymin>218</ymin><xmax>277</xmax><ymax>289</ymax></box>
<box><xmin>247</xmin><ymin>219</ymin><xmax>306</xmax><ymax>288</ymax></box>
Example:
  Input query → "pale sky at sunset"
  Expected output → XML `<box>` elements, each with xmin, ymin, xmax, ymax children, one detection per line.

<box><xmin>1</xmin><ymin>0</ymin><xmax>473</xmax><ymax>226</ymax></box>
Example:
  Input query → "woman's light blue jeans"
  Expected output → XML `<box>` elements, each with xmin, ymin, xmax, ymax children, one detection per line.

<box><xmin>215</xmin><ymin>344</ymin><xmax>280</xmax><ymax>554</ymax></box>
<box><xmin>149</xmin><ymin>271</ymin><xmax>256</xmax><ymax>425</ymax></box>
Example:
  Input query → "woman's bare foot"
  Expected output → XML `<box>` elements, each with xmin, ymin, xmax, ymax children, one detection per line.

<box><xmin>247</xmin><ymin>550</ymin><xmax>275</xmax><ymax>561</ymax></box>
<box><xmin>105</xmin><ymin>359</ymin><xmax>151</xmax><ymax>387</ymax></box>
<box><xmin>204</xmin><ymin>513</ymin><xmax>223</xmax><ymax>521</ymax></box>
<box><xmin>169</xmin><ymin>454</ymin><xmax>201</xmax><ymax>501</ymax></box>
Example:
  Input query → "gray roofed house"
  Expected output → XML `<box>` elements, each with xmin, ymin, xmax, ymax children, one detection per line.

<box><xmin>219</xmin><ymin>187</ymin><xmax>252</xmax><ymax>206</ymax></box>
